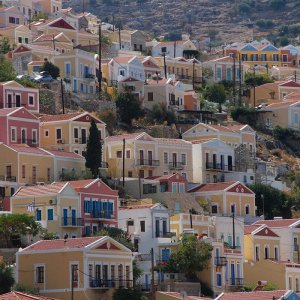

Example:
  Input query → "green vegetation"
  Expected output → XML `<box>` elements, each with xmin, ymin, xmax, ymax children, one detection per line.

<box><xmin>203</xmin><ymin>84</ymin><xmax>226</xmax><ymax>113</ymax></box>
<box><xmin>230</xmin><ymin>106</ymin><xmax>256</xmax><ymax>126</ymax></box>
<box><xmin>244</xmin><ymin>73</ymin><xmax>273</xmax><ymax>86</ymax></box>
<box><xmin>272</xmin><ymin>126</ymin><xmax>295</xmax><ymax>140</ymax></box>
<box><xmin>31</xmin><ymin>12</ymin><xmax>48</xmax><ymax>21</ymax></box>
<box><xmin>97</xmin><ymin>109</ymin><xmax>117</xmax><ymax>135</ymax></box>
<box><xmin>40</xmin><ymin>60</ymin><xmax>60</xmax><ymax>79</ymax></box>
<box><xmin>113</xmin><ymin>287</ymin><xmax>147</xmax><ymax>300</ymax></box>
<box><xmin>0</xmin><ymin>263</ymin><xmax>15</xmax><ymax>294</ymax></box>
<box><xmin>255</xmin><ymin>19</ymin><xmax>274</xmax><ymax>29</ymax></box>
<box><xmin>0</xmin><ymin>37</ymin><xmax>11</xmax><ymax>54</ymax></box>
<box><xmin>85</xmin><ymin>119</ymin><xmax>103</xmax><ymax>178</ymax></box>
<box><xmin>14</xmin><ymin>283</ymin><xmax>39</xmax><ymax>295</ymax></box>
<box><xmin>147</xmin><ymin>103</ymin><xmax>177</xmax><ymax>125</ymax></box>
<box><xmin>269</xmin><ymin>0</ymin><xmax>286</xmax><ymax>11</ymax></box>
<box><xmin>0</xmin><ymin>56</ymin><xmax>16</xmax><ymax>82</ymax></box>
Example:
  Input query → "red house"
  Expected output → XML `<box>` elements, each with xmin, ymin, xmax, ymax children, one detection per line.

<box><xmin>0</xmin><ymin>107</ymin><xmax>40</xmax><ymax>147</ymax></box>
<box><xmin>69</xmin><ymin>178</ymin><xmax>118</xmax><ymax>236</ymax></box>
<box><xmin>0</xmin><ymin>81</ymin><xmax>39</xmax><ymax>113</ymax></box>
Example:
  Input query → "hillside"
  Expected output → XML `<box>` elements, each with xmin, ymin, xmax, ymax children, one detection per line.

<box><xmin>65</xmin><ymin>0</ymin><xmax>300</xmax><ymax>45</ymax></box>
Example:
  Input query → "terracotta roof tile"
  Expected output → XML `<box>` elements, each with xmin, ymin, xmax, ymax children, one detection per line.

<box><xmin>262</xmin><ymin>100</ymin><xmax>300</xmax><ymax>109</ymax></box>
<box><xmin>244</xmin><ymin>224</ymin><xmax>261</xmax><ymax>234</ymax></box>
<box><xmin>189</xmin><ymin>181</ymin><xmax>237</xmax><ymax>193</ymax></box>
<box><xmin>0</xmin><ymin>291</ymin><xmax>59</xmax><ymax>300</ymax></box>
<box><xmin>112</xmin><ymin>56</ymin><xmax>135</xmax><ymax>64</ymax></box>
<box><xmin>119</xmin><ymin>204</ymin><xmax>155</xmax><ymax>210</ymax></box>
<box><xmin>279</xmin><ymin>80</ymin><xmax>300</xmax><ymax>87</ymax></box>
<box><xmin>68</xmin><ymin>179</ymin><xmax>96</xmax><ymax>189</ymax></box>
<box><xmin>39</xmin><ymin>112</ymin><xmax>83</xmax><ymax>122</ymax></box>
<box><xmin>43</xmin><ymin>149</ymin><xmax>84</xmax><ymax>159</ymax></box>
<box><xmin>8</xmin><ymin>145</ymin><xmax>52</xmax><ymax>156</ymax></box>
<box><xmin>0</xmin><ymin>107</ymin><xmax>22</xmax><ymax>116</ymax></box>
<box><xmin>217</xmin><ymin>290</ymin><xmax>291</xmax><ymax>299</ymax></box>
<box><xmin>13</xmin><ymin>182</ymin><xmax>67</xmax><ymax>197</ymax></box>
<box><xmin>105</xmin><ymin>133</ymin><xmax>144</xmax><ymax>142</ymax></box>
<box><xmin>20</xmin><ymin>237</ymin><xmax>102</xmax><ymax>252</ymax></box>
<box><xmin>254</xmin><ymin>218</ymin><xmax>300</xmax><ymax>228</ymax></box>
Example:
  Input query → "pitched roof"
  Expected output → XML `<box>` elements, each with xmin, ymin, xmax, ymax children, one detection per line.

<box><xmin>279</xmin><ymin>80</ymin><xmax>300</xmax><ymax>88</ymax></box>
<box><xmin>39</xmin><ymin>112</ymin><xmax>83</xmax><ymax>122</ymax></box>
<box><xmin>244</xmin><ymin>224</ymin><xmax>261</xmax><ymax>235</ymax></box>
<box><xmin>119</xmin><ymin>204</ymin><xmax>156</xmax><ymax>210</ymax></box>
<box><xmin>254</xmin><ymin>218</ymin><xmax>300</xmax><ymax>228</ymax></box>
<box><xmin>216</xmin><ymin>290</ymin><xmax>294</xmax><ymax>299</ymax></box>
<box><xmin>112</xmin><ymin>56</ymin><xmax>135</xmax><ymax>64</ymax></box>
<box><xmin>13</xmin><ymin>182</ymin><xmax>67</xmax><ymax>197</ymax></box>
<box><xmin>43</xmin><ymin>149</ymin><xmax>84</xmax><ymax>159</ymax></box>
<box><xmin>189</xmin><ymin>181</ymin><xmax>237</xmax><ymax>193</ymax></box>
<box><xmin>262</xmin><ymin>100</ymin><xmax>300</xmax><ymax>109</ymax></box>
<box><xmin>7</xmin><ymin>144</ymin><xmax>52</xmax><ymax>156</ymax></box>
<box><xmin>68</xmin><ymin>179</ymin><xmax>96</xmax><ymax>190</ymax></box>
<box><xmin>0</xmin><ymin>291</ymin><xmax>59</xmax><ymax>300</ymax></box>
<box><xmin>105</xmin><ymin>132</ymin><xmax>145</xmax><ymax>143</ymax></box>
<box><xmin>20</xmin><ymin>237</ymin><xmax>102</xmax><ymax>252</ymax></box>
<box><xmin>0</xmin><ymin>107</ymin><xmax>23</xmax><ymax>116</ymax></box>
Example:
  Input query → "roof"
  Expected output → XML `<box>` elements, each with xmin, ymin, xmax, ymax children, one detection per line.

<box><xmin>244</xmin><ymin>224</ymin><xmax>261</xmax><ymax>234</ymax></box>
<box><xmin>279</xmin><ymin>80</ymin><xmax>300</xmax><ymax>88</ymax></box>
<box><xmin>105</xmin><ymin>132</ymin><xmax>144</xmax><ymax>143</ymax></box>
<box><xmin>20</xmin><ymin>237</ymin><xmax>101</xmax><ymax>252</ymax></box>
<box><xmin>262</xmin><ymin>100</ymin><xmax>300</xmax><ymax>109</ymax></box>
<box><xmin>39</xmin><ymin>112</ymin><xmax>83</xmax><ymax>122</ymax></box>
<box><xmin>112</xmin><ymin>56</ymin><xmax>135</xmax><ymax>64</ymax></box>
<box><xmin>216</xmin><ymin>290</ymin><xmax>294</xmax><ymax>299</ymax></box>
<box><xmin>0</xmin><ymin>291</ymin><xmax>59</xmax><ymax>300</ymax></box>
<box><xmin>7</xmin><ymin>144</ymin><xmax>52</xmax><ymax>156</ymax></box>
<box><xmin>43</xmin><ymin>149</ymin><xmax>84</xmax><ymax>159</ymax></box>
<box><xmin>119</xmin><ymin>204</ymin><xmax>157</xmax><ymax>210</ymax></box>
<box><xmin>13</xmin><ymin>182</ymin><xmax>67</xmax><ymax>197</ymax></box>
<box><xmin>0</xmin><ymin>107</ymin><xmax>23</xmax><ymax>117</ymax></box>
<box><xmin>254</xmin><ymin>218</ymin><xmax>300</xmax><ymax>228</ymax></box>
<box><xmin>68</xmin><ymin>179</ymin><xmax>96</xmax><ymax>190</ymax></box>
<box><xmin>189</xmin><ymin>181</ymin><xmax>236</xmax><ymax>192</ymax></box>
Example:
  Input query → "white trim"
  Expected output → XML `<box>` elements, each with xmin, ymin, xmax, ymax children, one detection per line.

<box><xmin>10</xmin><ymin>126</ymin><xmax>17</xmax><ymax>142</ymax></box>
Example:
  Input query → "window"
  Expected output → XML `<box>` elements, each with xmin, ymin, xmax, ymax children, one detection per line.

<box><xmin>216</xmin><ymin>273</ymin><xmax>222</xmax><ymax>287</ymax></box>
<box><xmin>289</xmin><ymin>277</ymin><xmax>292</xmax><ymax>290</ymax></box>
<box><xmin>44</xmin><ymin>130</ymin><xmax>49</xmax><ymax>137</ymax></box>
<box><xmin>11</xmin><ymin>127</ymin><xmax>16</xmax><ymax>142</ymax></box>
<box><xmin>294</xmin><ymin>112</ymin><xmax>299</xmax><ymax>124</ymax></box>
<box><xmin>116</xmin><ymin>150</ymin><xmax>122</xmax><ymax>158</ymax></box>
<box><xmin>274</xmin><ymin>247</ymin><xmax>279</xmax><ymax>261</ymax></box>
<box><xmin>25</xmin><ymin>38</ymin><xmax>28</xmax><ymax>44</ymax></box>
<box><xmin>148</xmin><ymin>170</ymin><xmax>153</xmax><ymax>177</ymax></box>
<box><xmin>230</xmin><ymin>204</ymin><xmax>235</xmax><ymax>214</ymax></box>
<box><xmin>32</xmin><ymin>130</ymin><xmax>37</xmax><ymax>144</ymax></box>
<box><xmin>47</xmin><ymin>208</ymin><xmax>53</xmax><ymax>221</ymax></box>
<box><xmin>264</xmin><ymin>246</ymin><xmax>269</xmax><ymax>259</ymax></box>
<box><xmin>32</xmin><ymin>166</ymin><xmax>37</xmax><ymax>182</ymax></box>
<box><xmin>172</xmin><ymin>182</ymin><xmax>178</xmax><ymax>193</ymax></box>
<box><xmin>74</xmin><ymin>128</ymin><xmax>79</xmax><ymax>139</ymax></box>
<box><xmin>119</xmin><ymin>69</ymin><xmax>125</xmax><ymax>76</ymax></box>
<box><xmin>163</xmin><ymin>152</ymin><xmax>168</xmax><ymax>164</ymax></box>
<box><xmin>56</xmin><ymin>128</ymin><xmax>62</xmax><ymax>141</ymax></box>
<box><xmin>181</xmin><ymin>154</ymin><xmax>186</xmax><ymax>165</ymax></box>
<box><xmin>36</xmin><ymin>209</ymin><xmax>42</xmax><ymax>221</ymax></box>
<box><xmin>212</xmin><ymin>205</ymin><xmax>218</xmax><ymax>214</ymax></box>
<box><xmin>161</xmin><ymin>47</ymin><xmax>167</xmax><ymax>53</ymax></box>
<box><xmin>139</xmin><ymin>169</ymin><xmax>144</xmax><ymax>178</ymax></box>
<box><xmin>71</xmin><ymin>264</ymin><xmax>79</xmax><ymax>287</ymax></box>
<box><xmin>28</xmin><ymin>95</ymin><xmax>34</xmax><ymax>106</ymax></box>
<box><xmin>148</xmin><ymin>92</ymin><xmax>153</xmax><ymax>101</ymax></box>
<box><xmin>296</xmin><ymin>278</ymin><xmax>299</xmax><ymax>292</ymax></box>
<box><xmin>282</xmin><ymin>54</ymin><xmax>288</xmax><ymax>62</ymax></box>
<box><xmin>255</xmin><ymin>246</ymin><xmax>260</xmax><ymax>261</ymax></box>
<box><xmin>140</xmin><ymin>220</ymin><xmax>145</xmax><ymax>232</ymax></box>
<box><xmin>22</xmin><ymin>165</ymin><xmax>26</xmax><ymax>179</ymax></box>
<box><xmin>273</xmin><ymin>54</ymin><xmax>279</xmax><ymax>61</ymax></box>
<box><xmin>128</xmin><ymin>171</ymin><xmax>133</xmax><ymax>177</ymax></box>
<box><xmin>179</xmin><ymin>183</ymin><xmax>185</xmax><ymax>193</ymax></box>
<box><xmin>18</xmin><ymin>37</ymin><xmax>22</xmax><ymax>43</ymax></box>
<box><xmin>36</xmin><ymin>266</ymin><xmax>44</xmax><ymax>283</ymax></box>
<box><xmin>126</xmin><ymin>150</ymin><xmax>130</xmax><ymax>158</ymax></box>
<box><xmin>245</xmin><ymin>205</ymin><xmax>250</xmax><ymax>215</ymax></box>
<box><xmin>261</xmin><ymin>53</ymin><xmax>267</xmax><ymax>61</ymax></box>
<box><xmin>47</xmin><ymin>168</ymin><xmax>50</xmax><ymax>182</ymax></box>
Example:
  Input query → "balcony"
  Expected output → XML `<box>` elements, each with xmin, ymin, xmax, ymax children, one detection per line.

<box><xmin>61</xmin><ymin>217</ymin><xmax>83</xmax><ymax>227</ymax></box>
<box><xmin>74</xmin><ymin>138</ymin><xmax>86</xmax><ymax>144</ymax></box>
<box><xmin>89</xmin><ymin>279</ymin><xmax>133</xmax><ymax>289</ymax></box>
<box><xmin>56</xmin><ymin>139</ymin><xmax>65</xmax><ymax>144</ymax></box>
<box><xmin>214</xmin><ymin>257</ymin><xmax>227</xmax><ymax>266</ymax></box>
<box><xmin>92</xmin><ymin>210</ymin><xmax>114</xmax><ymax>219</ymax></box>
<box><xmin>84</xmin><ymin>74</ymin><xmax>95</xmax><ymax>80</ymax></box>
<box><xmin>205</xmin><ymin>162</ymin><xmax>236</xmax><ymax>172</ymax></box>
<box><xmin>0</xmin><ymin>175</ymin><xmax>16</xmax><ymax>182</ymax></box>
<box><xmin>229</xmin><ymin>278</ymin><xmax>244</xmax><ymax>286</ymax></box>
<box><xmin>155</xmin><ymin>231</ymin><xmax>176</xmax><ymax>238</ymax></box>
<box><xmin>136</xmin><ymin>159</ymin><xmax>160</xmax><ymax>167</ymax></box>
<box><xmin>169</xmin><ymin>161</ymin><xmax>185</xmax><ymax>170</ymax></box>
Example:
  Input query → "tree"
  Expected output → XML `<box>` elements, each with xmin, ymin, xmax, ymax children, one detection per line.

<box><xmin>97</xmin><ymin>109</ymin><xmax>117</xmax><ymax>135</ymax></box>
<box><xmin>238</xmin><ymin>2</ymin><xmax>251</xmax><ymax>14</ymax></box>
<box><xmin>165</xmin><ymin>234</ymin><xmax>212</xmax><ymax>280</ymax></box>
<box><xmin>0</xmin><ymin>263</ymin><xmax>14</xmax><ymax>294</ymax></box>
<box><xmin>0</xmin><ymin>214</ymin><xmax>41</xmax><ymax>247</ymax></box>
<box><xmin>113</xmin><ymin>287</ymin><xmax>147</xmax><ymax>300</ymax></box>
<box><xmin>244</xmin><ymin>73</ymin><xmax>273</xmax><ymax>86</ymax></box>
<box><xmin>132</xmin><ymin>260</ymin><xmax>143</xmax><ymax>285</ymax></box>
<box><xmin>30</xmin><ymin>12</ymin><xmax>48</xmax><ymax>22</ymax></box>
<box><xmin>116</xmin><ymin>89</ymin><xmax>144</xmax><ymax>126</ymax></box>
<box><xmin>269</xmin><ymin>0</ymin><xmax>285</xmax><ymax>11</ymax></box>
<box><xmin>85</xmin><ymin>119</ymin><xmax>103</xmax><ymax>178</ymax></box>
<box><xmin>0</xmin><ymin>37</ymin><xmax>11</xmax><ymax>54</ymax></box>
<box><xmin>40</xmin><ymin>60</ymin><xmax>60</xmax><ymax>79</ymax></box>
<box><xmin>203</xmin><ymin>84</ymin><xmax>226</xmax><ymax>113</ymax></box>
<box><xmin>0</xmin><ymin>56</ymin><xmax>16</xmax><ymax>82</ymax></box>
<box><xmin>95</xmin><ymin>227</ymin><xmax>135</xmax><ymax>251</ymax></box>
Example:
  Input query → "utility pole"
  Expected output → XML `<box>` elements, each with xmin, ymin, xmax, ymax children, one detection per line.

<box><xmin>232</xmin><ymin>213</ymin><xmax>235</xmax><ymax>249</ymax></box>
<box><xmin>98</xmin><ymin>23</ymin><xmax>102</xmax><ymax>100</ymax></box>
<box><xmin>151</xmin><ymin>248</ymin><xmax>155</xmax><ymax>300</ymax></box>
<box><xmin>122</xmin><ymin>138</ymin><xmax>125</xmax><ymax>187</ymax></box>
<box><xmin>60</xmin><ymin>78</ymin><xmax>65</xmax><ymax>114</ymax></box>
<box><xmin>233</xmin><ymin>55</ymin><xmax>236</xmax><ymax>106</ymax></box>
<box><xmin>119</xmin><ymin>27</ymin><xmax>121</xmax><ymax>50</ymax></box>
<box><xmin>189</xmin><ymin>209</ymin><xmax>193</xmax><ymax>229</ymax></box>
<box><xmin>192</xmin><ymin>59</ymin><xmax>195</xmax><ymax>90</ymax></box>
<box><xmin>82</xmin><ymin>0</ymin><xmax>85</xmax><ymax>14</ymax></box>
<box><xmin>238</xmin><ymin>53</ymin><xmax>242</xmax><ymax>106</ymax></box>
<box><xmin>253</xmin><ymin>67</ymin><xmax>256</xmax><ymax>108</ymax></box>
<box><xmin>173</xmin><ymin>41</ymin><xmax>176</xmax><ymax>58</ymax></box>
<box><xmin>71</xmin><ymin>266</ymin><xmax>74</xmax><ymax>300</ymax></box>
<box><xmin>112</xmin><ymin>14</ymin><xmax>115</xmax><ymax>32</ymax></box>
<box><xmin>162</xmin><ymin>53</ymin><xmax>167</xmax><ymax>79</ymax></box>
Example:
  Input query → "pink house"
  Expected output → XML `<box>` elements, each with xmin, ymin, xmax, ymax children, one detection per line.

<box><xmin>0</xmin><ymin>6</ymin><xmax>24</xmax><ymax>28</ymax></box>
<box><xmin>0</xmin><ymin>81</ymin><xmax>39</xmax><ymax>113</ymax></box>
<box><xmin>69</xmin><ymin>178</ymin><xmax>118</xmax><ymax>236</ymax></box>
<box><xmin>0</xmin><ymin>107</ymin><xmax>40</xmax><ymax>147</ymax></box>
<box><xmin>147</xmin><ymin>173</ymin><xmax>188</xmax><ymax>193</ymax></box>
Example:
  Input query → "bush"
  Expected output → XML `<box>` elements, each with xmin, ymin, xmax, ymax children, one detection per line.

<box><xmin>269</xmin><ymin>0</ymin><xmax>285</xmax><ymax>11</ymax></box>
<box><xmin>272</xmin><ymin>126</ymin><xmax>294</xmax><ymax>140</ymax></box>
<box><xmin>230</xmin><ymin>106</ymin><xmax>256</xmax><ymax>126</ymax></box>
<box><xmin>238</xmin><ymin>2</ymin><xmax>251</xmax><ymax>13</ymax></box>
<box><xmin>255</xmin><ymin>19</ymin><xmax>274</xmax><ymax>29</ymax></box>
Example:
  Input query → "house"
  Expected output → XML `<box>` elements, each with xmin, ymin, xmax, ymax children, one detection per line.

<box><xmin>108</xmin><ymin>56</ymin><xmax>145</xmax><ymax>85</ymax></box>
<box><xmin>0</xmin><ymin>81</ymin><xmax>39</xmax><ymax>113</ymax></box>
<box><xmin>203</xmin><ymin>56</ymin><xmax>245</xmax><ymax>84</ymax></box>
<box><xmin>11</xmin><ymin>181</ymin><xmax>83</xmax><ymax>238</ymax></box>
<box><xmin>149</xmin><ymin>39</ymin><xmax>197</xmax><ymax>58</ymax></box>
<box><xmin>156</xmin><ymin>292</ymin><xmax>211</xmax><ymax>300</ymax></box>
<box><xmin>215</xmin><ymin>290</ymin><xmax>300</xmax><ymax>299</ymax></box>
<box><xmin>0</xmin><ymin>107</ymin><xmax>40</xmax><ymax>147</ymax></box>
<box><xmin>39</xmin><ymin>111</ymin><xmax>106</xmax><ymax>158</ymax></box>
<box><xmin>16</xmin><ymin>236</ymin><xmax>133</xmax><ymax>299</ymax></box>
<box><xmin>253</xmin><ymin>218</ymin><xmax>300</xmax><ymax>263</ymax></box>
<box><xmin>140</xmin><ymin>56</ymin><xmax>162</xmax><ymax>79</ymax></box>
<box><xmin>257</xmin><ymin>100</ymin><xmax>300</xmax><ymax>130</ymax></box>
<box><xmin>107</xmin><ymin>29</ymin><xmax>148</xmax><ymax>52</ymax></box>
<box><xmin>155</xmin><ymin>56</ymin><xmax>202</xmax><ymax>83</ymax></box>
<box><xmin>0</xmin><ymin>5</ymin><xmax>24</xmax><ymax>28</ymax></box>
<box><xmin>189</xmin><ymin>181</ymin><xmax>256</xmax><ymax>219</ymax></box>
<box><xmin>0</xmin><ymin>25</ymin><xmax>31</xmax><ymax>48</ymax></box>
<box><xmin>117</xmin><ymin>77</ymin><xmax>144</xmax><ymax>101</ymax></box>
<box><xmin>0</xmin><ymin>291</ymin><xmax>60</xmax><ymax>300</ymax></box>
<box><xmin>105</xmin><ymin>132</ymin><xmax>193</xmax><ymax>181</ymax></box>
<box><xmin>53</xmin><ymin>48</ymin><xmax>98</xmax><ymax>94</ymax></box>
<box><xmin>68</xmin><ymin>178</ymin><xmax>118</xmax><ymax>236</ymax></box>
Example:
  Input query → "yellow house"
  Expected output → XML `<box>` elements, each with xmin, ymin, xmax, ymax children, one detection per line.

<box><xmin>11</xmin><ymin>181</ymin><xmax>82</xmax><ymax>238</ymax></box>
<box><xmin>39</xmin><ymin>112</ymin><xmax>106</xmax><ymax>158</ymax></box>
<box><xmin>16</xmin><ymin>236</ymin><xmax>134</xmax><ymax>300</ymax></box>
<box><xmin>189</xmin><ymin>181</ymin><xmax>256</xmax><ymax>218</ymax></box>
<box><xmin>257</xmin><ymin>100</ymin><xmax>300</xmax><ymax>131</ymax></box>
<box><xmin>105</xmin><ymin>132</ymin><xmax>193</xmax><ymax>181</ymax></box>
<box><xmin>182</xmin><ymin>123</ymin><xmax>256</xmax><ymax>154</ymax></box>
<box><xmin>0</xmin><ymin>25</ymin><xmax>32</xmax><ymax>47</ymax></box>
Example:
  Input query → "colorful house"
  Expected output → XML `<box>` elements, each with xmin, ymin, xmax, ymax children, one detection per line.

<box><xmin>11</xmin><ymin>181</ymin><xmax>82</xmax><ymax>238</ymax></box>
<box><xmin>0</xmin><ymin>25</ymin><xmax>32</xmax><ymax>47</ymax></box>
<box><xmin>39</xmin><ymin>112</ymin><xmax>106</xmax><ymax>158</ymax></box>
<box><xmin>16</xmin><ymin>236</ymin><xmax>133</xmax><ymax>299</ymax></box>
<box><xmin>0</xmin><ymin>81</ymin><xmax>39</xmax><ymax>113</ymax></box>
<box><xmin>0</xmin><ymin>5</ymin><xmax>24</xmax><ymax>28</ymax></box>
<box><xmin>0</xmin><ymin>107</ymin><xmax>40</xmax><ymax>147</ymax></box>
<box><xmin>68</xmin><ymin>178</ymin><xmax>118</xmax><ymax>236</ymax></box>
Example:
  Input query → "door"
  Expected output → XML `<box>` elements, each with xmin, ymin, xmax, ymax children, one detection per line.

<box><xmin>71</xmin><ymin>209</ymin><xmax>76</xmax><ymax>226</ymax></box>
<box><xmin>81</xmin><ymin>129</ymin><xmax>86</xmax><ymax>144</ymax></box>
<box><xmin>228</xmin><ymin>156</ymin><xmax>233</xmax><ymax>171</ymax></box>
<box><xmin>162</xmin><ymin>248</ymin><xmax>170</xmax><ymax>262</ymax></box>
<box><xmin>155</xmin><ymin>219</ymin><xmax>160</xmax><ymax>237</ymax></box>
<box><xmin>231</xmin><ymin>263</ymin><xmax>235</xmax><ymax>285</ymax></box>
<box><xmin>221</xmin><ymin>155</ymin><xmax>224</xmax><ymax>170</ymax></box>
<box><xmin>63</xmin><ymin>208</ymin><xmax>68</xmax><ymax>226</ymax></box>
<box><xmin>172</xmin><ymin>153</ymin><xmax>177</xmax><ymax>168</ymax></box>
<box><xmin>213</xmin><ymin>154</ymin><xmax>217</xmax><ymax>169</ymax></box>
<box><xmin>139</xmin><ymin>150</ymin><xmax>144</xmax><ymax>165</ymax></box>
<box><xmin>7</xmin><ymin>94</ymin><xmax>12</xmax><ymax>108</ymax></box>
<box><xmin>145</xmin><ymin>274</ymin><xmax>149</xmax><ymax>290</ymax></box>
<box><xmin>148</xmin><ymin>150</ymin><xmax>153</xmax><ymax>165</ymax></box>
<box><xmin>15</xmin><ymin>94</ymin><xmax>21</xmax><ymax>107</ymax></box>
<box><xmin>216</xmin><ymin>248</ymin><xmax>220</xmax><ymax>265</ymax></box>
<box><xmin>73</xmin><ymin>79</ymin><xmax>77</xmax><ymax>92</ymax></box>
<box><xmin>21</xmin><ymin>129</ymin><xmax>26</xmax><ymax>143</ymax></box>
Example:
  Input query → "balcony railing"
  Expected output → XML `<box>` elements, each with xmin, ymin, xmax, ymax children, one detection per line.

<box><xmin>74</xmin><ymin>138</ymin><xmax>87</xmax><ymax>144</ymax></box>
<box><xmin>155</xmin><ymin>231</ymin><xmax>176</xmax><ymax>238</ymax></box>
<box><xmin>206</xmin><ymin>162</ymin><xmax>236</xmax><ymax>172</ymax></box>
<box><xmin>136</xmin><ymin>159</ymin><xmax>160</xmax><ymax>166</ymax></box>
<box><xmin>61</xmin><ymin>217</ymin><xmax>83</xmax><ymax>227</ymax></box>
<box><xmin>84</xmin><ymin>74</ymin><xmax>95</xmax><ymax>80</ymax></box>
<box><xmin>214</xmin><ymin>257</ymin><xmax>227</xmax><ymax>266</ymax></box>
<box><xmin>92</xmin><ymin>210</ymin><xmax>114</xmax><ymax>219</ymax></box>
<box><xmin>89</xmin><ymin>279</ymin><xmax>133</xmax><ymax>289</ymax></box>
<box><xmin>56</xmin><ymin>139</ymin><xmax>65</xmax><ymax>144</ymax></box>
<box><xmin>229</xmin><ymin>278</ymin><xmax>244</xmax><ymax>286</ymax></box>
<box><xmin>0</xmin><ymin>175</ymin><xmax>16</xmax><ymax>182</ymax></box>
<box><xmin>169</xmin><ymin>161</ymin><xmax>185</xmax><ymax>170</ymax></box>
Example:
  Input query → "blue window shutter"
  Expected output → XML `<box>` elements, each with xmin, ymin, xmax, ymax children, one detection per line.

<box><xmin>89</xmin><ymin>199</ymin><xmax>93</xmax><ymax>213</ymax></box>
<box><xmin>47</xmin><ymin>209</ymin><xmax>53</xmax><ymax>221</ymax></box>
